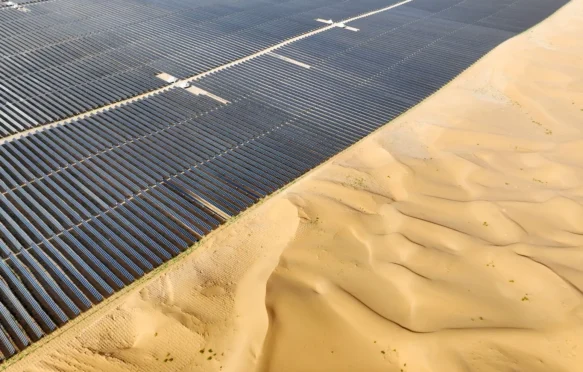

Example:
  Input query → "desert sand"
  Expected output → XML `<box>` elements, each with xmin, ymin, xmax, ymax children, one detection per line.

<box><xmin>5</xmin><ymin>0</ymin><xmax>583</xmax><ymax>371</ymax></box>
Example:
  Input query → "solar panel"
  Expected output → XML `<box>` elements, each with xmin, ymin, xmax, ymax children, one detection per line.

<box><xmin>0</xmin><ymin>0</ymin><xmax>402</xmax><ymax>139</ymax></box>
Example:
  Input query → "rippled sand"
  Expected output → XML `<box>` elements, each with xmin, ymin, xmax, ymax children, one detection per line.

<box><xmin>7</xmin><ymin>0</ymin><xmax>583</xmax><ymax>371</ymax></box>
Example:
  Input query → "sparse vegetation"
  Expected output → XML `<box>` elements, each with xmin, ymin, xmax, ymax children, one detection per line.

<box><xmin>347</xmin><ymin>175</ymin><xmax>366</xmax><ymax>188</ymax></box>
<box><xmin>483</xmin><ymin>221</ymin><xmax>489</xmax><ymax>227</ymax></box>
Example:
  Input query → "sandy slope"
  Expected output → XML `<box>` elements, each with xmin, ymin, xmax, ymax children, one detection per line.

<box><xmin>6</xmin><ymin>1</ymin><xmax>583</xmax><ymax>371</ymax></box>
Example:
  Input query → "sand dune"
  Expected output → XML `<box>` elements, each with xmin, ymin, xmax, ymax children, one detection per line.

<box><xmin>6</xmin><ymin>0</ymin><xmax>583</xmax><ymax>371</ymax></box>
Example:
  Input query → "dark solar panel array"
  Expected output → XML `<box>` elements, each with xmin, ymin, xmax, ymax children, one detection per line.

<box><xmin>1</xmin><ymin>0</ymin><xmax>50</xmax><ymax>8</ymax></box>
<box><xmin>0</xmin><ymin>0</ymin><xmax>568</xmax><ymax>363</ymax></box>
<box><xmin>194</xmin><ymin>0</ymin><xmax>566</xmax><ymax>146</ymax></box>
<box><xmin>0</xmin><ymin>0</ymin><xmax>400</xmax><ymax>138</ymax></box>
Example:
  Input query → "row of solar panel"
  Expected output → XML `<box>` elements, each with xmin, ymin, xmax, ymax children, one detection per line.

<box><xmin>0</xmin><ymin>0</ymin><xmax>48</xmax><ymax>9</ymax></box>
<box><xmin>0</xmin><ymin>0</ymin><xmax>315</xmax><ymax>57</ymax></box>
<box><xmin>0</xmin><ymin>0</ymin><xmax>568</xmax><ymax>363</ymax></box>
<box><xmin>0</xmin><ymin>0</ymin><xmax>402</xmax><ymax>139</ymax></box>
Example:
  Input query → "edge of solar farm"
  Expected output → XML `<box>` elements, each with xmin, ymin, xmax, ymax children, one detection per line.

<box><xmin>0</xmin><ymin>0</ymin><xmax>569</xmax><ymax>364</ymax></box>
<box><xmin>0</xmin><ymin>0</ymin><xmax>423</xmax><ymax>362</ymax></box>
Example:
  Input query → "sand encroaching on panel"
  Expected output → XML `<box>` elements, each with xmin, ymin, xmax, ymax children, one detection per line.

<box><xmin>6</xmin><ymin>0</ymin><xmax>583</xmax><ymax>371</ymax></box>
